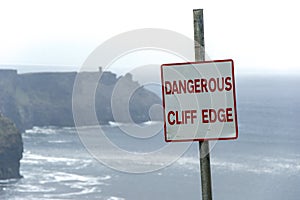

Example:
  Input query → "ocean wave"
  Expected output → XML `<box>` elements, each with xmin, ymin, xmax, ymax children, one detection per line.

<box><xmin>22</xmin><ymin>152</ymin><xmax>93</xmax><ymax>167</ymax></box>
<box><xmin>14</xmin><ymin>184</ymin><xmax>56</xmax><ymax>193</ymax></box>
<box><xmin>41</xmin><ymin>171</ymin><xmax>107</xmax><ymax>198</ymax></box>
<box><xmin>24</xmin><ymin>122</ymin><xmax>163</xmax><ymax>134</ymax></box>
<box><xmin>108</xmin><ymin>121</ymin><xmax>126</xmax><ymax>127</ymax></box>
<box><xmin>25</xmin><ymin>126</ymin><xmax>77</xmax><ymax>135</ymax></box>
<box><xmin>16</xmin><ymin>167</ymin><xmax>108</xmax><ymax>198</ymax></box>
<box><xmin>0</xmin><ymin>178</ymin><xmax>19</xmax><ymax>184</ymax></box>
<box><xmin>99</xmin><ymin>175</ymin><xmax>112</xmax><ymax>181</ymax></box>
<box><xmin>25</xmin><ymin>126</ymin><xmax>60</xmax><ymax>135</ymax></box>
<box><xmin>22</xmin><ymin>149</ymin><xmax>300</xmax><ymax>176</ymax></box>
<box><xmin>108</xmin><ymin>121</ymin><xmax>163</xmax><ymax>127</ymax></box>
<box><xmin>107</xmin><ymin>196</ymin><xmax>125</xmax><ymax>200</ymax></box>
<box><xmin>174</xmin><ymin>155</ymin><xmax>300</xmax><ymax>175</ymax></box>
<box><xmin>141</xmin><ymin>120</ymin><xmax>163</xmax><ymax>126</ymax></box>
<box><xmin>50</xmin><ymin>171</ymin><xmax>109</xmax><ymax>183</ymax></box>
<box><xmin>48</xmin><ymin>140</ymin><xmax>71</xmax><ymax>144</ymax></box>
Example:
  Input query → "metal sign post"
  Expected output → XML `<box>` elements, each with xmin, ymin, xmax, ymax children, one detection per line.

<box><xmin>161</xmin><ymin>8</ymin><xmax>238</xmax><ymax>200</ymax></box>
<box><xmin>193</xmin><ymin>9</ymin><xmax>213</xmax><ymax>200</ymax></box>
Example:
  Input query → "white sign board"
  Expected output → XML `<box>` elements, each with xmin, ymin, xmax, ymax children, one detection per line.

<box><xmin>161</xmin><ymin>59</ymin><xmax>238</xmax><ymax>142</ymax></box>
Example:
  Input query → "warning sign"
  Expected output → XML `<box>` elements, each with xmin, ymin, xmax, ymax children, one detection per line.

<box><xmin>161</xmin><ymin>59</ymin><xmax>238</xmax><ymax>142</ymax></box>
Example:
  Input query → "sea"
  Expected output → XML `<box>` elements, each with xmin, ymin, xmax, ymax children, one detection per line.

<box><xmin>0</xmin><ymin>75</ymin><xmax>300</xmax><ymax>200</ymax></box>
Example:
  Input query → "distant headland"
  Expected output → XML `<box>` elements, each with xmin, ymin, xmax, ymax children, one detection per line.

<box><xmin>0</xmin><ymin>68</ymin><xmax>162</xmax><ymax>132</ymax></box>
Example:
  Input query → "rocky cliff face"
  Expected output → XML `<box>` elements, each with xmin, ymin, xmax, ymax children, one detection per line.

<box><xmin>0</xmin><ymin>114</ymin><xmax>23</xmax><ymax>179</ymax></box>
<box><xmin>0</xmin><ymin>69</ymin><xmax>161</xmax><ymax>180</ymax></box>
<box><xmin>0</xmin><ymin>69</ymin><xmax>162</xmax><ymax>131</ymax></box>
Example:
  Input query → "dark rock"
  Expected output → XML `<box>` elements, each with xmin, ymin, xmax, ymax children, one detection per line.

<box><xmin>0</xmin><ymin>114</ymin><xmax>23</xmax><ymax>179</ymax></box>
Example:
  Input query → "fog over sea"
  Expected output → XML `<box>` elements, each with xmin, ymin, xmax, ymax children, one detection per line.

<box><xmin>0</xmin><ymin>75</ymin><xmax>299</xmax><ymax>200</ymax></box>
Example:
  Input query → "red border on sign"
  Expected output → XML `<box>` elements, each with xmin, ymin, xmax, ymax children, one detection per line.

<box><xmin>161</xmin><ymin>59</ymin><xmax>238</xmax><ymax>142</ymax></box>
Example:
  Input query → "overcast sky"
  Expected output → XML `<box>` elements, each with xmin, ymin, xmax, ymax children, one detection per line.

<box><xmin>0</xmin><ymin>0</ymin><xmax>299</xmax><ymax>75</ymax></box>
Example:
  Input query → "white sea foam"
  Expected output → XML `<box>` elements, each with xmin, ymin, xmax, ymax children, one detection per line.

<box><xmin>35</xmin><ymin>169</ymin><xmax>110</xmax><ymax>185</ymax></box>
<box><xmin>25</xmin><ymin>126</ymin><xmax>59</xmax><ymax>134</ymax></box>
<box><xmin>107</xmin><ymin>196</ymin><xmax>125</xmax><ymax>200</ymax></box>
<box><xmin>51</xmin><ymin>171</ymin><xmax>110</xmax><ymax>183</ymax></box>
<box><xmin>177</xmin><ymin>157</ymin><xmax>199</xmax><ymax>166</ymax></box>
<box><xmin>99</xmin><ymin>175</ymin><xmax>112</xmax><ymax>181</ymax></box>
<box><xmin>25</xmin><ymin>126</ymin><xmax>77</xmax><ymax>135</ymax></box>
<box><xmin>48</xmin><ymin>140</ymin><xmax>70</xmax><ymax>144</ymax></box>
<box><xmin>21</xmin><ymin>152</ymin><xmax>94</xmax><ymax>171</ymax></box>
<box><xmin>108</xmin><ymin>121</ymin><xmax>129</xmax><ymax>127</ymax></box>
<box><xmin>214</xmin><ymin>156</ymin><xmax>300</xmax><ymax>175</ymax></box>
<box><xmin>141</xmin><ymin>120</ymin><xmax>163</xmax><ymax>126</ymax></box>
<box><xmin>108</xmin><ymin>120</ymin><xmax>162</xmax><ymax>127</ymax></box>
<box><xmin>23</xmin><ymin>153</ymin><xmax>80</xmax><ymax>164</ymax></box>
<box><xmin>62</xmin><ymin>126</ymin><xmax>76</xmax><ymax>131</ymax></box>
<box><xmin>15</xmin><ymin>184</ymin><xmax>56</xmax><ymax>193</ymax></box>
<box><xmin>40</xmin><ymin>171</ymin><xmax>108</xmax><ymax>198</ymax></box>
<box><xmin>20</xmin><ymin>159</ymin><xmax>40</xmax><ymax>165</ymax></box>
<box><xmin>0</xmin><ymin>178</ymin><xmax>19</xmax><ymax>184</ymax></box>
<box><xmin>22</xmin><ymin>147</ymin><xmax>300</xmax><ymax>176</ymax></box>
<box><xmin>173</xmin><ymin>155</ymin><xmax>300</xmax><ymax>175</ymax></box>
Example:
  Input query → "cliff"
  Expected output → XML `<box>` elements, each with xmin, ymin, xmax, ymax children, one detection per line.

<box><xmin>0</xmin><ymin>114</ymin><xmax>23</xmax><ymax>179</ymax></box>
<box><xmin>0</xmin><ymin>69</ymin><xmax>162</xmax><ymax>131</ymax></box>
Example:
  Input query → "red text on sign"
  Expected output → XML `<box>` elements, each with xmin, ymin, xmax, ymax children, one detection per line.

<box><xmin>165</xmin><ymin>77</ymin><xmax>232</xmax><ymax>95</ymax></box>
<box><xmin>167</xmin><ymin>110</ymin><xmax>197</xmax><ymax>125</ymax></box>
<box><xmin>202</xmin><ymin>108</ymin><xmax>233</xmax><ymax>123</ymax></box>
